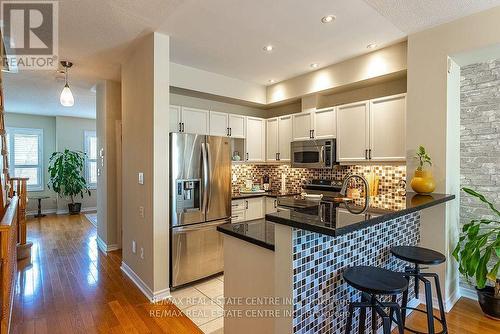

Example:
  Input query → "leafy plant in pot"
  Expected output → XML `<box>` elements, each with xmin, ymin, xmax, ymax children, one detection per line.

<box><xmin>453</xmin><ymin>188</ymin><xmax>500</xmax><ymax>320</ymax></box>
<box><xmin>48</xmin><ymin>149</ymin><xmax>91</xmax><ymax>215</ymax></box>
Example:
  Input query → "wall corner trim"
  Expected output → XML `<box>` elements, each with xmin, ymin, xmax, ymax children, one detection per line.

<box><xmin>96</xmin><ymin>236</ymin><xmax>119</xmax><ymax>254</ymax></box>
<box><xmin>120</xmin><ymin>261</ymin><xmax>171</xmax><ymax>302</ymax></box>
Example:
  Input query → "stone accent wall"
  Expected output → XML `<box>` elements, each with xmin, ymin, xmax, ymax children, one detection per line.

<box><xmin>460</xmin><ymin>60</ymin><xmax>500</xmax><ymax>227</ymax></box>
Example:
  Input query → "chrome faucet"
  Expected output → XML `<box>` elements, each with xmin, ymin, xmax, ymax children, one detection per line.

<box><xmin>340</xmin><ymin>173</ymin><xmax>370</xmax><ymax>213</ymax></box>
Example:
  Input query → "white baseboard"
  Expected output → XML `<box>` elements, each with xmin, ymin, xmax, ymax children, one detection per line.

<box><xmin>418</xmin><ymin>285</ymin><xmax>460</xmax><ymax>312</ymax></box>
<box><xmin>459</xmin><ymin>285</ymin><xmax>478</xmax><ymax>301</ymax></box>
<box><xmin>120</xmin><ymin>261</ymin><xmax>171</xmax><ymax>302</ymax></box>
<box><xmin>26</xmin><ymin>208</ymin><xmax>57</xmax><ymax>216</ymax></box>
<box><xmin>96</xmin><ymin>236</ymin><xmax>119</xmax><ymax>254</ymax></box>
<box><xmin>56</xmin><ymin>206</ymin><xmax>97</xmax><ymax>215</ymax></box>
<box><xmin>27</xmin><ymin>206</ymin><xmax>97</xmax><ymax>216</ymax></box>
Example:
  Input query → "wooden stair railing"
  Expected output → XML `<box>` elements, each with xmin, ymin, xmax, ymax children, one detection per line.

<box><xmin>9</xmin><ymin>178</ymin><xmax>31</xmax><ymax>260</ymax></box>
<box><xmin>0</xmin><ymin>196</ymin><xmax>18</xmax><ymax>334</ymax></box>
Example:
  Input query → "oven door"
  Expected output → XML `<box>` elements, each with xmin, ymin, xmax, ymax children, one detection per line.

<box><xmin>291</xmin><ymin>140</ymin><xmax>325</xmax><ymax>168</ymax></box>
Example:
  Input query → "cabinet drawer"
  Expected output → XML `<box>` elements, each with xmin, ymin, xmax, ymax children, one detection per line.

<box><xmin>231</xmin><ymin>210</ymin><xmax>246</xmax><ymax>223</ymax></box>
<box><xmin>231</xmin><ymin>199</ymin><xmax>246</xmax><ymax>212</ymax></box>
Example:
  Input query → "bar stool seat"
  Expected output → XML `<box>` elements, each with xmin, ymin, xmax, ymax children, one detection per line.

<box><xmin>391</xmin><ymin>246</ymin><xmax>446</xmax><ymax>265</ymax></box>
<box><xmin>343</xmin><ymin>266</ymin><xmax>407</xmax><ymax>334</ymax></box>
<box><xmin>343</xmin><ymin>266</ymin><xmax>408</xmax><ymax>295</ymax></box>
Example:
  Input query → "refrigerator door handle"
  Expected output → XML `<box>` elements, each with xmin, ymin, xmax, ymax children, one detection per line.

<box><xmin>201</xmin><ymin>143</ymin><xmax>209</xmax><ymax>213</ymax></box>
<box><xmin>206</xmin><ymin>142</ymin><xmax>212</xmax><ymax>211</ymax></box>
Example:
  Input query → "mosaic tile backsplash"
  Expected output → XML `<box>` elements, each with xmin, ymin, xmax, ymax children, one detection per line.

<box><xmin>292</xmin><ymin>211</ymin><xmax>420</xmax><ymax>334</ymax></box>
<box><xmin>231</xmin><ymin>164</ymin><xmax>406</xmax><ymax>196</ymax></box>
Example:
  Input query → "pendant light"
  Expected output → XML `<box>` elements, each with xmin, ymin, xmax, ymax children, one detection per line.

<box><xmin>60</xmin><ymin>61</ymin><xmax>74</xmax><ymax>107</ymax></box>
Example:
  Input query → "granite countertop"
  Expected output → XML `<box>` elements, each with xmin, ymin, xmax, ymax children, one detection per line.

<box><xmin>265</xmin><ymin>192</ymin><xmax>455</xmax><ymax>237</ymax></box>
<box><xmin>217</xmin><ymin>219</ymin><xmax>275</xmax><ymax>251</ymax></box>
<box><xmin>231</xmin><ymin>191</ymin><xmax>299</xmax><ymax>200</ymax></box>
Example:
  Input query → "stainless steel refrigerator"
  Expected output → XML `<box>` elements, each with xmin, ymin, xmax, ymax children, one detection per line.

<box><xmin>170</xmin><ymin>133</ymin><xmax>231</xmax><ymax>288</ymax></box>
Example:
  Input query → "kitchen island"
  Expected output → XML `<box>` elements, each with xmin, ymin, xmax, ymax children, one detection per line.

<box><xmin>217</xmin><ymin>192</ymin><xmax>455</xmax><ymax>334</ymax></box>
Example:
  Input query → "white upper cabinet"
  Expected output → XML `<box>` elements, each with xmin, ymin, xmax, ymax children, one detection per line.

<box><xmin>369</xmin><ymin>94</ymin><xmax>406</xmax><ymax>161</ymax></box>
<box><xmin>245</xmin><ymin>117</ymin><xmax>265</xmax><ymax>162</ymax></box>
<box><xmin>266</xmin><ymin>118</ymin><xmax>279</xmax><ymax>161</ymax></box>
<box><xmin>336</xmin><ymin>94</ymin><xmax>406</xmax><ymax>163</ymax></box>
<box><xmin>228</xmin><ymin>114</ymin><xmax>246</xmax><ymax>138</ymax></box>
<box><xmin>169</xmin><ymin>105</ymin><xmax>182</xmax><ymax>133</ymax></box>
<box><xmin>292</xmin><ymin>112</ymin><xmax>314</xmax><ymax>141</ymax></box>
<box><xmin>209</xmin><ymin>111</ymin><xmax>229</xmax><ymax>136</ymax></box>
<box><xmin>278</xmin><ymin>115</ymin><xmax>293</xmax><ymax>161</ymax></box>
<box><xmin>336</xmin><ymin>101</ymin><xmax>370</xmax><ymax>162</ymax></box>
<box><xmin>314</xmin><ymin>107</ymin><xmax>336</xmax><ymax>139</ymax></box>
<box><xmin>181</xmin><ymin>107</ymin><xmax>209</xmax><ymax>135</ymax></box>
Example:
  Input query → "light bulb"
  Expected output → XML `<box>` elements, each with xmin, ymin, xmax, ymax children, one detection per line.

<box><xmin>60</xmin><ymin>84</ymin><xmax>74</xmax><ymax>107</ymax></box>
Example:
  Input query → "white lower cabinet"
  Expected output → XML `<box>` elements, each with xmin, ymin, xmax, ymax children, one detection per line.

<box><xmin>231</xmin><ymin>197</ymin><xmax>266</xmax><ymax>222</ymax></box>
<box><xmin>245</xmin><ymin>197</ymin><xmax>264</xmax><ymax>221</ymax></box>
<box><xmin>265</xmin><ymin>197</ymin><xmax>278</xmax><ymax>214</ymax></box>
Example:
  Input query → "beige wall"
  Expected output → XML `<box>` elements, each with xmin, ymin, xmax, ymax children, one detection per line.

<box><xmin>5</xmin><ymin>113</ymin><xmax>57</xmax><ymax>212</ymax></box>
<box><xmin>96</xmin><ymin>80</ymin><xmax>122</xmax><ymax>249</ymax></box>
<box><xmin>407</xmin><ymin>6</ymin><xmax>500</xmax><ymax>308</ymax></box>
<box><xmin>171</xmin><ymin>92</ymin><xmax>266</xmax><ymax>118</ymax></box>
<box><xmin>122</xmin><ymin>32</ymin><xmax>170</xmax><ymax>297</ymax></box>
<box><xmin>5</xmin><ymin>113</ymin><xmax>96</xmax><ymax>214</ymax></box>
<box><xmin>267</xmin><ymin>42</ymin><xmax>407</xmax><ymax>104</ymax></box>
<box><xmin>317</xmin><ymin>76</ymin><xmax>407</xmax><ymax>109</ymax></box>
<box><xmin>55</xmin><ymin>116</ymin><xmax>97</xmax><ymax>212</ymax></box>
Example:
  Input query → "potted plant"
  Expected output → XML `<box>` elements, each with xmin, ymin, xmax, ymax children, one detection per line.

<box><xmin>47</xmin><ymin>149</ymin><xmax>91</xmax><ymax>215</ymax></box>
<box><xmin>453</xmin><ymin>188</ymin><xmax>500</xmax><ymax>319</ymax></box>
<box><xmin>410</xmin><ymin>145</ymin><xmax>436</xmax><ymax>194</ymax></box>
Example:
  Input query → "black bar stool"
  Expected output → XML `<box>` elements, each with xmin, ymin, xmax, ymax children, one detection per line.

<box><xmin>343</xmin><ymin>266</ymin><xmax>407</xmax><ymax>334</ymax></box>
<box><xmin>391</xmin><ymin>246</ymin><xmax>447</xmax><ymax>334</ymax></box>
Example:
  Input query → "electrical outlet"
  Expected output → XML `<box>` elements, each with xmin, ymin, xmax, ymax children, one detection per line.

<box><xmin>138</xmin><ymin>172</ymin><xmax>144</xmax><ymax>185</ymax></box>
<box><xmin>139</xmin><ymin>206</ymin><xmax>144</xmax><ymax>218</ymax></box>
<box><xmin>140</xmin><ymin>247</ymin><xmax>144</xmax><ymax>259</ymax></box>
<box><xmin>132</xmin><ymin>240</ymin><xmax>136</xmax><ymax>254</ymax></box>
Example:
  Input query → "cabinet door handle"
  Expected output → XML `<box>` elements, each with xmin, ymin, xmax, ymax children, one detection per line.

<box><xmin>179</xmin><ymin>122</ymin><xmax>182</xmax><ymax>132</ymax></box>
<box><xmin>311</xmin><ymin>130</ymin><xmax>314</xmax><ymax>138</ymax></box>
<box><xmin>277</xmin><ymin>152</ymin><xmax>280</xmax><ymax>161</ymax></box>
<box><xmin>227</xmin><ymin>127</ymin><xmax>229</xmax><ymax>136</ymax></box>
<box><xmin>369</xmin><ymin>149</ymin><xmax>372</xmax><ymax>160</ymax></box>
<box><xmin>275</xmin><ymin>153</ymin><xmax>278</xmax><ymax>160</ymax></box>
<box><xmin>246</xmin><ymin>152</ymin><xmax>249</xmax><ymax>161</ymax></box>
<box><xmin>274</xmin><ymin>200</ymin><xmax>277</xmax><ymax>208</ymax></box>
<box><xmin>229</xmin><ymin>128</ymin><xmax>232</xmax><ymax>136</ymax></box>
<box><xmin>365</xmin><ymin>149</ymin><xmax>368</xmax><ymax>160</ymax></box>
<box><xmin>181</xmin><ymin>123</ymin><xmax>185</xmax><ymax>132</ymax></box>
<box><xmin>309</xmin><ymin>130</ymin><xmax>313</xmax><ymax>138</ymax></box>
<box><xmin>245</xmin><ymin>200</ymin><xmax>248</xmax><ymax>209</ymax></box>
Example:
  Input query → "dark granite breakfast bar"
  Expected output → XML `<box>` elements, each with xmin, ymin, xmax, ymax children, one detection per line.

<box><xmin>218</xmin><ymin>192</ymin><xmax>455</xmax><ymax>334</ymax></box>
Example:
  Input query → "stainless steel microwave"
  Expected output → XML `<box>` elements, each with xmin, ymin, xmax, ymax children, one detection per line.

<box><xmin>291</xmin><ymin>138</ymin><xmax>336</xmax><ymax>168</ymax></box>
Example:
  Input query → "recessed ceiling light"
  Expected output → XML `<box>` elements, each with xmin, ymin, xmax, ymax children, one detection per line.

<box><xmin>367</xmin><ymin>43</ymin><xmax>377</xmax><ymax>49</ymax></box>
<box><xmin>321</xmin><ymin>15</ymin><xmax>336</xmax><ymax>24</ymax></box>
<box><xmin>268</xmin><ymin>79</ymin><xmax>276</xmax><ymax>84</ymax></box>
<box><xmin>310</xmin><ymin>63</ymin><xmax>319</xmax><ymax>69</ymax></box>
<box><xmin>263</xmin><ymin>45</ymin><xmax>274</xmax><ymax>52</ymax></box>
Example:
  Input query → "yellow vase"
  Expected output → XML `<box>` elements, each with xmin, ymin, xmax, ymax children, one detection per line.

<box><xmin>410</xmin><ymin>170</ymin><xmax>436</xmax><ymax>194</ymax></box>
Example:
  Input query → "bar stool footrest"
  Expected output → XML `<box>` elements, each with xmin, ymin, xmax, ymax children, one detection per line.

<box><xmin>401</xmin><ymin>306</ymin><xmax>447</xmax><ymax>334</ymax></box>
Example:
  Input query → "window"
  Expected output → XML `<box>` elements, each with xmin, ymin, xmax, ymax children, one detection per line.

<box><xmin>85</xmin><ymin>131</ymin><xmax>97</xmax><ymax>188</ymax></box>
<box><xmin>6</xmin><ymin>127</ymin><xmax>44</xmax><ymax>191</ymax></box>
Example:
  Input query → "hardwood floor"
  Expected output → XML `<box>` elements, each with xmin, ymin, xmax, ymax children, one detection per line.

<box><xmin>10</xmin><ymin>214</ymin><xmax>499</xmax><ymax>334</ymax></box>
<box><xmin>11</xmin><ymin>214</ymin><xmax>202</xmax><ymax>334</ymax></box>
<box><xmin>400</xmin><ymin>297</ymin><xmax>499</xmax><ymax>334</ymax></box>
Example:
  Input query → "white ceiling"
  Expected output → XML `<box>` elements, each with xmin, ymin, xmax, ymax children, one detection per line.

<box><xmin>4</xmin><ymin>0</ymin><xmax>500</xmax><ymax>119</ymax></box>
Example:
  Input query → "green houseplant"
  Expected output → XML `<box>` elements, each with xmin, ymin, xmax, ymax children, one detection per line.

<box><xmin>453</xmin><ymin>187</ymin><xmax>500</xmax><ymax>319</ymax></box>
<box><xmin>48</xmin><ymin>149</ymin><xmax>91</xmax><ymax>214</ymax></box>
